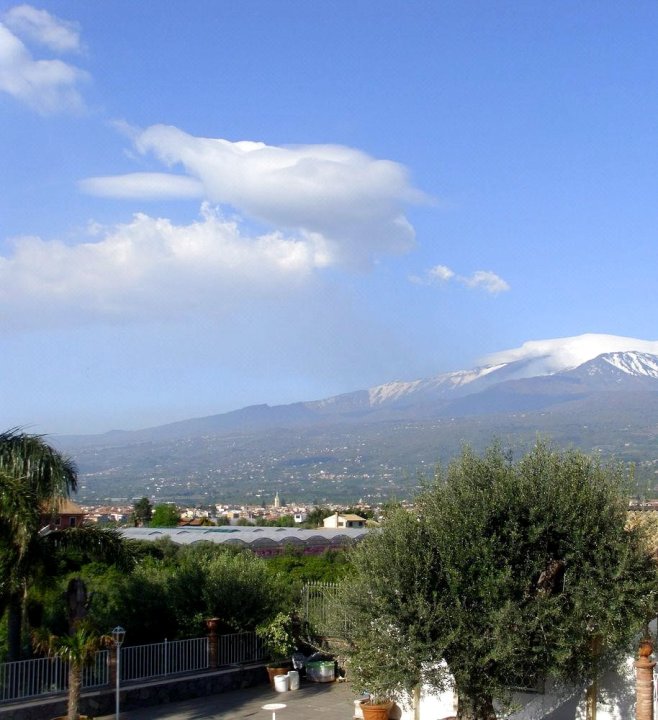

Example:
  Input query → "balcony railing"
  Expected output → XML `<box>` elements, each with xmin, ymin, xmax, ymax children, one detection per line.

<box><xmin>0</xmin><ymin>632</ymin><xmax>262</xmax><ymax>705</ymax></box>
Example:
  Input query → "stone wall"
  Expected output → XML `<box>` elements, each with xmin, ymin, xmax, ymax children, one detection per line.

<box><xmin>1</xmin><ymin>663</ymin><xmax>266</xmax><ymax>720</ymax></box>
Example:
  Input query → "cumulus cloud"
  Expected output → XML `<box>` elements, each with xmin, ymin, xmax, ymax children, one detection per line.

<box><xmin>0</xmin><ymin>5</ymin><xmax>88</xmax><ymax>113</ymax></box>
<box><xmin>3</xmin><ymin>4</ymin><xmax>81</xmax><ymax>52</ymax></box>
<box><xmin>81</xmin><ymin>125</ymin><xmax>426</xmax><ymax>268</ymax></box>
<box><xmin>411</xmin><ymin>264</ymin><xmax>509</xmax><ymax>294</ymax></box>
<box><xmin>428</xmin><ymin>264</ymin><xmax>454</xmax><ymax>282</ymax></box>
<box><xmin>463</xmin><ymin>270</ymin><xmax>510</xmax><ymax>293</ymax></box>
<box><xmin>0</xmin><ymin>205</ymin><xmax>331</xmax><ymax>329</ymax></box>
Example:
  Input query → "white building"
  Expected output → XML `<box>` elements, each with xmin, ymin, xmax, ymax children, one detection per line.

<box><xmin>323</xmin><ymin>512</ymin><xmax>366</xmax><ymax>529</ymax></box>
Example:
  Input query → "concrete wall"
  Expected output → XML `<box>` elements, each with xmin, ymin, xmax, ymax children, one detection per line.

<box><xmin>1</xmin><ymin>663</ymin><xmax>266</xmax><ymax>720</ymax></box>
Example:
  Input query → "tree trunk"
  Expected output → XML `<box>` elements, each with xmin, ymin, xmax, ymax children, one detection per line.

<box><xmin>457</xmin><ymin>693</ymin><xmax>497</xmax><ymax>720</ymax></box>
<box><xmin>585</xmin><ymin>678</ymin><xmax>598</xmax><ymax>720</ymax></box>
<box><xmin>6</xmin><ymin>592</ymin><xmax>22</xmax><ymax>661</ymax></box>
<box><xmin>68</xmin><ymin>664</ymin><xmax>82</xmax><ymax>720</ymax></box>
<box><xmin>66</xmin><ymin>578</ymin><xmax>88</xmax><ymax>633</ymax></box>
<box><xmin>412</xmin><ymin>684</ymin><xmax>421</xmax><ymax>720</ymax></box>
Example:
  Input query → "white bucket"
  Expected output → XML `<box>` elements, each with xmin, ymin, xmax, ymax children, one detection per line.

<box><xmin>288</xmin><ymin>670</ymin><xmax>300</xmax><ymax>690</ymax></box>
<box><xmin>274</xmin><ymin>673</ymin><xmax>289</xmax><ymax>692</ymax></box>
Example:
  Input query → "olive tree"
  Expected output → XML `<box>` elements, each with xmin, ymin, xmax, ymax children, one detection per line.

<box><xmin>341</xmin><ymin>442</ymin><xmax>657</xmax><ymax>720</ymax></box>
<box><xmin>339</xmin><ymin>506</ymin><xmax>449</xmax><ymax>705</ymax></box>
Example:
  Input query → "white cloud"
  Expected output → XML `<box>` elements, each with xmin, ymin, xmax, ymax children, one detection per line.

<box><xmin>79</xmin><ymin>173</ymin><xmax>204</xmax><ymax>200</ymax></box>
<box><xmin>0</xmin><ymin>6</ymin><xmax>88</xmax><ymax>113</ymax></box>
<box><xmin>429</xmin><ymin>264</ymin><xmax>455</xmax><ymax>282</ymax></box>
<box><xmin>463</xmin><ymin>270</ymin><xmax>509</xmax><ymax>294</ymax></box>
<box><xmin>482</xmin><ymin>333</ymin><xmax>658</xmax><ymax>376</ymax></box>
<box><xmin>81</xmin><ymin>125</ymin><xmax>426</xmax><ymax>268</ymax></box>
<box><xmin>412</xmin><ymin>265</ymin><xmax>509</xmax><ymax>294</ymax></box>
<box><xmin>0</xmin><ymin>205</ymin><xmax>330</xmax><ymax>329</ymax></box>
<box><xmin>3</xmin><ymin>4</ymin><xmax>81</xmax><ymax>52</ymax></box>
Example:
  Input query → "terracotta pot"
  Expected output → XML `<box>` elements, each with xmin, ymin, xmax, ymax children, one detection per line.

<box><xmin>360</xmin><ymin>699</ymin><xmax>393</xmax><ymax>720</ymax></box>
<box><xmin>266</xmin><ymin>664</ymin><xmax>290</xmax><ymax>688</ymax></box>
<box><xmin>639</xmin><ymin>637</ymin><xmax>654</xmax><ymax>658</ymax></box>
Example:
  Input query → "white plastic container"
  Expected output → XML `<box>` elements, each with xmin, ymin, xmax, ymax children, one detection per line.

<box><xmin>288</xmin><ymin>670</ymin><xmax>300</xmax><ymax>690</ymax></box>
<box><xmin>274</xmin><ymin>673</ymin><xmax>289</xmax><ymax>692</ymax></box>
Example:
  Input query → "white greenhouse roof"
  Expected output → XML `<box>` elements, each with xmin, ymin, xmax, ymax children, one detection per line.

<box><xmin>120</xmin><ymin>526</ymin><xmax>368</xmax><ymax>547</ymax></box>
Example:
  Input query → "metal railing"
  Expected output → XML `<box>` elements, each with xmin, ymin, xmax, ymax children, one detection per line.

<box><xmin>302</xmin><ymin>581</ymin><xmax>349</xmax><ymax>637</ymax></box>
<box><xmin>0</xmin><ymin>650</ymin><xmax>108</xmax><ymax>703</ymax></box>
<box><xmin>121</xmin><ymin>637</ymin><xmax>209</xmax><ymax>682</ymax></box>
<box><xmin>0</xmin><ymin>655</ymin><xmax>67</xmax><ymax>702</ymax></box>
<box><xmin>84</xmin><ymin>649</ymin><xmax>109</xmax><ymax>688</ymax></box>
<box><xmin>218</xmin><ymin>631</ymin><xmax>264</xmax><ymax>666</ymax></box>
<box><xmin>0</xmin><ymin>631</ymin><xmax>261</xmax><ymax>705</ymax></box>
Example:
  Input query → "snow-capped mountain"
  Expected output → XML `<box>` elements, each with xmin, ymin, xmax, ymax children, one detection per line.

<box><xmin>55</xmin><ymin>333</ymin><xmax>658</xmax><ymax>511</ymax></box>
<box><xmin>316</xmin><ymin>335</ymin><xmax>658</xmax><ymax>413</ymax></box>
<box><xmin>581</xmin><ymin>351</ymin><xmax>658</xmax><ymax>379</ymax></box>
<box><xmin>481</xmin><ymin>333</ymin><xmax>658</xmax><ymax>377</ymax></box>
<box><xmin>57</xmin><ymin>334</ymin><xmax>658</xmax><ymax>505</ymax></box>
<box><xmin>59</xmin><ymin>334</ymin><xmax>658</xmax><ymax>447</ymax></box>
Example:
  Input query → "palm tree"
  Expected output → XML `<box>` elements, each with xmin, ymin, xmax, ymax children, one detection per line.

<box><xmin>33</xmin><ymin>623</ymin><xmax>110</xmax><ymax>720</ymax></box>
<box><xmin>0</xmin><ymin>429</ymin><xmax>134</xmax><ymax>659</ymax></box>
<box><xmin>0</xmin><ymin>430</ymin><xmax>77</xmax><ymax>660</ymax></box>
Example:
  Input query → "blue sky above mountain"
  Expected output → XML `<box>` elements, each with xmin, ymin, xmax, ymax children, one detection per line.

<box><xmin>1</xmin><ymin>2</ymin><xmax>658</xmax><ymax>434</ymax></box>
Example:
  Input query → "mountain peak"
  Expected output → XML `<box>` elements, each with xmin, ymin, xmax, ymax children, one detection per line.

<box><xmin>585</xmin><ymin>350</ymin><xmax>658</xmax><ymax>379</ymax></box>
<box><xmin>480</xmin><ymin>333</ymin><xmax>658</xmax><ymax>378</ymax></box>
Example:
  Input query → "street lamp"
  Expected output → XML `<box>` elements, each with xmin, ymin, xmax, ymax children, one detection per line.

<box><xmin>111</xmin><ymin>626</ymin><xmax>126</xmax><ymax>720</ymax></box>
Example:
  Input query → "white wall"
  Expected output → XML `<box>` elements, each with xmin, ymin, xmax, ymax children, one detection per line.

<box><xmin>388</xmin><ymin>654</ymin><xmax>645</xmax><ymax>720</ymax></box>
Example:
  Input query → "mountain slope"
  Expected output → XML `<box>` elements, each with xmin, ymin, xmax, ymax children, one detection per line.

<box><xmin>53</xmin><ymin>336</ymin><xmax>658</xmax><ymax>504</ymax></box>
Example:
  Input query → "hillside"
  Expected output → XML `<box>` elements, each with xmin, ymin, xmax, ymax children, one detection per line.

<box><xmin>55</xmin><ymin>337</ymin><xmax>658</xmax><ymax>504</ymax></box>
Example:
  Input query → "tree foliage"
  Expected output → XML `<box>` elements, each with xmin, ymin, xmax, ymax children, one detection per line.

<box><xmin>339</xmin><ymin>506</ymin><xmax>445</xmax><ymax>704</ymax></box>
<box><xmin>150</xmin><ymin>503</ymin><xmax>180</xmax><ymax>527</ymax></box>
<box><xmin>0</xmin><ymin>430</ymin><xmax>136</xmax><ymax>660</ymax></box>
<box><xmin>77</xmin><ymin>542</ymin><xmax>292</xmax><ymax>644</ymax></box>
<box><xmin>133</xmin><ymin>497</ymin><xmax>153</xmax><ymax>526</ymax></box>
<box><xmin>302</xmin><ymin>506</ymin><xmax>334</xmax><ymax>528</ymax></box>
<box><xmin>33</xmin><ymin>623</ymin><xmax>110</xmax><ymax>720</ymax></box>
<box><xmin>0</xmin><ymin>430</ymin><xmax>78</xmax><ymax>659</ymax></box>
<box><xmin>340</xmin><ymin>442</ymin><xmax>658</xmax><ymax>720</ymax></box>
<box><xmin>265</xmin><ymin>547</ymin><xmax>350</xmax><ymax>583</ymax></box>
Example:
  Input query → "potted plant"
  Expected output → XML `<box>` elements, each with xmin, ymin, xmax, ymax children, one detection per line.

<box><xmin>33</xmin><ymin>622</ymin><xmax>111</xmax><ymax>720</ymax></box>
<box><xmin>346</xmin><ymin>638</ymin><xmax>396</xmax><ymax>720</ymax></box>
<box><xmin>336</xmin><ymin>613</ymin><xmax>430</xmax><ymax>720</ymax></box>
<box><xmin>257</xmin><ymin>611</ymin><xmax>297</xmax><ymax>686</ymax></box>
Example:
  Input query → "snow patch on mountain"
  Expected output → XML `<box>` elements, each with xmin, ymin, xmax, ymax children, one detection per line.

<box><xmin>367</xmin><ymin>364</ymin><xmax>506</xmax><ymax>405</ymax></box>
<box><xmin>315</xmin><ymin>335</ymin><xmax>658</xmax><ymax>413</ymax></box>
<box><xmin>481</xmin><ymin>334</ymin><xmax>658</xmax><ymax>378</ymax></box>
<box><xmin>368</xmin><ymin>379</ymin><xmax>423</xmax><ymax>404</ymax></box>
<box><xmin>599</xmin><ymin>351</ymin><xmax>658</xmax><ymax>378</ymax></box>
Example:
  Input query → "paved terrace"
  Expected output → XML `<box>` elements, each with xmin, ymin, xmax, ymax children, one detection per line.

<box><xmin>96</xmin><ymin>679</ymin><xmax>357</xmax><ymax>720</ymax></box>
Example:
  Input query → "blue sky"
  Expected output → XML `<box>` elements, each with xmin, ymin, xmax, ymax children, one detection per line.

<box><xmin>1</xmin><ymin>1</ymin><xmax>658</xmax><ymax>434</ymax></box>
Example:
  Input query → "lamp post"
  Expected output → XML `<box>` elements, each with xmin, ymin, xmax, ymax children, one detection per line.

<box><xmin>111</xmin><ymin>626</ymin><xmax>126</xmax><ymax>720</ymax></box>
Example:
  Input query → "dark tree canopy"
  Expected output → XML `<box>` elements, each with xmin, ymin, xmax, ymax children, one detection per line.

<box><xmin>341</xmin><ymin>442</ymin><xmax>657</xmax><ymax>720</ymax></box>
<box><xmin>0</xmin><ymin>429</ymin><xmax>134</xmax><ymax>661</ymax></box>
<box><xmin>133</xmin><ymin>497</ymin><xmax>153</xmax><ymax>525</ymax></box>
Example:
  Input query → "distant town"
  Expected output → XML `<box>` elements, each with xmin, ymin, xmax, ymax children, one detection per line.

<box><xmin>75</xmin><ymin>493</ymin><xmax>658</xmax><ymax>529</ymax></box>
<box><xmin>78</xmin><ymin>492</ymin><xmax>397</xmax><ymax>529</ymax></box>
